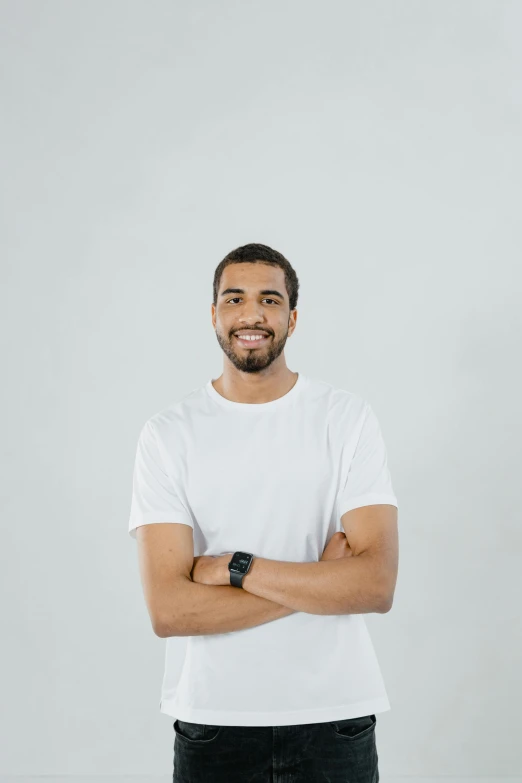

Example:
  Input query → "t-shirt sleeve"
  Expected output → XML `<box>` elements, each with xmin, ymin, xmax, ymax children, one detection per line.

<box><xmin>337</xmin><ymin>402</ymin><xmax>398</xmax><ymax>519</ymax></box>
<box><xmin>128</xmin><ymin>420</ymin><xmax>194</xmax><ymax>539</ymax></box>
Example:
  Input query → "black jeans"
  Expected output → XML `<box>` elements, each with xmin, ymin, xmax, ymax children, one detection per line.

<box><xmin>173</xmin><ymin>713</ymin><xmax>379</xmax><ymax>782</ymax></box>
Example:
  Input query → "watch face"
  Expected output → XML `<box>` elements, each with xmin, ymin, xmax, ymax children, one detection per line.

<box><xmin>229</xmin><ymin>552</ymin><xmax>253</xmax><ymax>573</ymax></box>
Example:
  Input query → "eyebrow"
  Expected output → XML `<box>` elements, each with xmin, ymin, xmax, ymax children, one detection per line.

<box><xmin>220</xmin><ymin>288</ymin><xmax>285</xmax><ymax>300</ymax></box>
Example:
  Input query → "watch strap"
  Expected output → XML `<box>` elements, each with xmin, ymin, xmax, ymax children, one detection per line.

<box><xmin>230</xmin><ymin>569</ymin><xmax>245</xmax><ymax>588</ymax></box>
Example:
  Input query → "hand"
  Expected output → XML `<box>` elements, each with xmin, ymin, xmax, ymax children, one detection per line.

<box><xmin>320</xmin><ymin>531</ymin><xmax>353</xmax><ymax>561</ymax></box>
<box><xmin>191</xmin><ymin>553</ymin><xmax>232</xmax><ymax>585</ymax></box>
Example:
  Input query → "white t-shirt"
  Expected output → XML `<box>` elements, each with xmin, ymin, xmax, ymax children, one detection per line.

<box><xmin>128</xmin><ymin>372</ymin><xmax>398</xmax><ymax>727</ymax></box>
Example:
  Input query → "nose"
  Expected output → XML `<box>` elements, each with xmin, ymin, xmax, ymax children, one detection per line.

<box><xmin>237</xmin><ymin>307</ymin><xmax>268</xmax><ymax>326</ymax></box>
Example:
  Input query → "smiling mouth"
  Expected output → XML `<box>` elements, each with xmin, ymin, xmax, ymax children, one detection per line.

<box><xmin>234</xmin><ymin>333</ymin><xmax>271</xmax><ymax>348</ymax></box>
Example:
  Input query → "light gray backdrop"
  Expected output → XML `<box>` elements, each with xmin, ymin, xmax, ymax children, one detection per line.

<box><xmin>1</xmin><ymin>1</ymin><xmax>520</xmax><ymax>782</ymax></box>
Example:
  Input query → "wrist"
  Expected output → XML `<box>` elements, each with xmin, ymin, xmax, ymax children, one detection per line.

<box><xmin>223</xmin><ymin>554</ymin><xmax>233</xmax><ymax>585</ymax></box>
<box><xmin>241</xmin><ymin>555</ymin><xmax>257</xmax><ymax>588</ymax></box>
<box><xmin>227</xmin><ymin>551</ymin><xmax>256</xmax><ymax>587</ymax></box>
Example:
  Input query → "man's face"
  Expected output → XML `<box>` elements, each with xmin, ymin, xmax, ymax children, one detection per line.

<box><xmin>211</xmin><ymin>263</ymin><xmax>297</xmax><ymax>373</ymax></box>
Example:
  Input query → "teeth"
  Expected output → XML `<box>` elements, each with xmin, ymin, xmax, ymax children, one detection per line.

<box><xmin>236</xmin><ymin>334</ymin><xmax>266</xmax><ymax>341</ymax></box>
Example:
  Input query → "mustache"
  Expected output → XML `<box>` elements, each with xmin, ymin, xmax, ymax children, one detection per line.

<box><xmin>232</xmin><ymin>330</ymin><xmax>272</xmax><ymax>337</ymax></box>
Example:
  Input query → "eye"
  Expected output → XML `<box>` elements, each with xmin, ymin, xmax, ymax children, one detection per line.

<box><xmin>226</xmin><ymin>298</ymin><xmax>279</xmax><ymax>305</ymax></box>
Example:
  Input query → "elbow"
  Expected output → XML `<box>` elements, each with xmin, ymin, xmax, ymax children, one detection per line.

<box><xmin>151</xmin><ymin>608</ymin><xmax>168</xmax><ymax>637</ymax></box>
<box><xmin>377</xmin><ymin>571</ymin><xmax>397</xmax><ymax>613</ymax></box>
<box><xmin>153</xmin><ymin>617</ymin><xmax>166</xmax><ymax>638</ymax></box>
<box><xmin>152</xmin><ymin>578</ymin><xmax>192</xmax><ymax>638</ymax></box>
<box><xmin>152</xmin><ymin>605</ymin><xmax>178</xmax><ymax>638</ymax></box>
<box><xmin>377</xmin><ymin>590</ymin><xmax>394</xmax><ymax>614</ymax></box>
<box><xmin>154</xmin><ymin>608</ymin><xmax>190</xmax><ymax>638</ymax></box>
<box><xmin>153</xmin><ymin>612</ymin><xmax>182</xmax><ymax>638</ymax></box>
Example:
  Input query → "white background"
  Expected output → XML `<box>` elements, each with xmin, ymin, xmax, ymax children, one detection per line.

<box><xmin>1</xmin><ymin>1</ymin><xmax>520</xmax><ymax>781</ymax></box>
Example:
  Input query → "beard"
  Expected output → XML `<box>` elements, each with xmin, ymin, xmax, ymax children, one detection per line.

<box><xmin>214</xmin><ymin>328</ymin><xmax>289</xmax><ymax>373</ymax></box>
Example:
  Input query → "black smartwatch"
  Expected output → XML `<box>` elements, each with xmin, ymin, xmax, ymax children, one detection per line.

<box><xmin>228</xmin><ymin>551</ymin><xmax>254</xmax><ymax>588</ymax></box>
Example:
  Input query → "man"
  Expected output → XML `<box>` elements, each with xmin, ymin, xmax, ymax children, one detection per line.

<box><xmin>128</xmin><ymin>242</ymin><xmax>399</xmax><ymax>782</ymax></box>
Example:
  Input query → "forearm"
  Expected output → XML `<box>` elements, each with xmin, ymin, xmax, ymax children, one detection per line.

<box><xmin>241</xmin><ymin>553</ymin><xmax>387</xmax><ymax>615</ymax></box>
<box><xmin>159</xmin><ymin>578</ymin><xmax>296</xmax><ymax>638</ymax></box>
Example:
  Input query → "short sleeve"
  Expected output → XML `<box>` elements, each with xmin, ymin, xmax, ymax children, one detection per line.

<box><xmin>337</xmin><ymin>402</ymin><xmax>398</xmax><ymax>519</ymax></box>
<box><xmin>128</xmin><ymin>420</ymin><xmax>194</xmax><ymax>539</ymax></box>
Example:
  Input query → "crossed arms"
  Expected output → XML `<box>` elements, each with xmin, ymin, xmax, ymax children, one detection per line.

<box><xmin>136</xmin><ymin>504</ymin><xmax>398</xmax><ymax>638</ymax></box>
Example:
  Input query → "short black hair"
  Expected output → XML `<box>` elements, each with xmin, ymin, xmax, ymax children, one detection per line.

<box><xmin>213</xmin><ymin>243</ymin><xmax>299</xmax><ymax>312</ymax></box>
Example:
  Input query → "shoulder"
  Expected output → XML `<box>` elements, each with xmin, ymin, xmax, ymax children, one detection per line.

<box><xmin>303</xmin><ymin>374</ymin><xmax>368</xmax><ymax>420</ymax></box>
<box><xmin>139</xmin><ymin>383</ymin><xmax>207</xmax><ymax>440</ymax></box>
